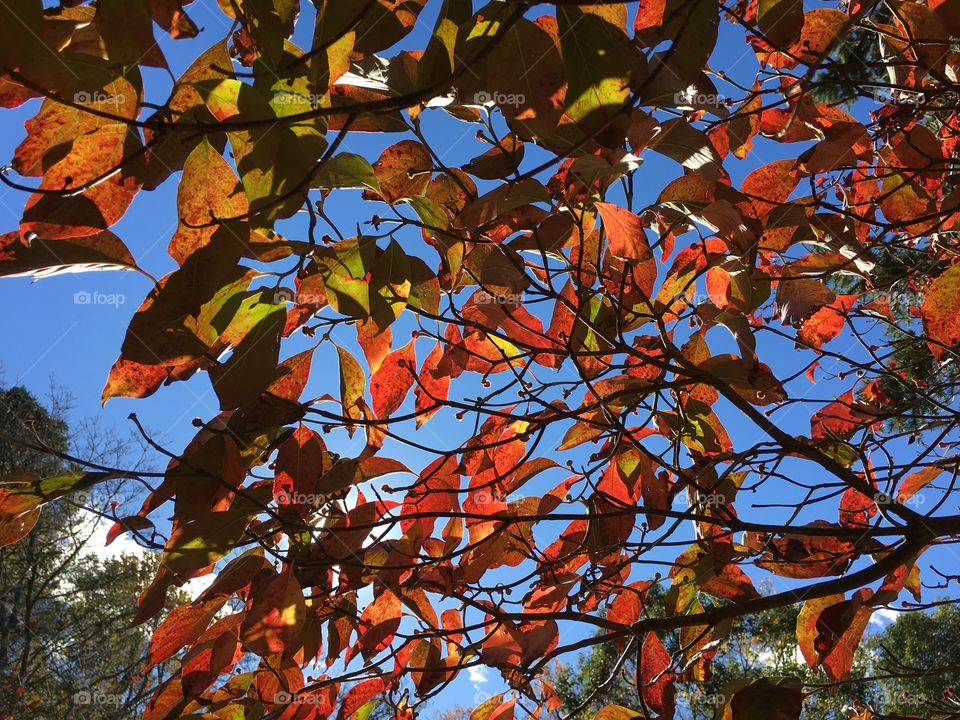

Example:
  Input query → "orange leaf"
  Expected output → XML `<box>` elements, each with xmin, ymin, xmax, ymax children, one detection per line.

<box><xmin>371</xmin><ymin>338</ymin><xmax>417</xmax><ymax>419</ymax></box>
<box><xmin>147</xmin><ymin>599</ymin><xmax>225</xmax><ymax>668</ymax></box>
<box><xmin>922</xmin><ymin>263</ymin><xmax>960</xmax><ymax>359</ymax></box>
<box><xmin>595</xmin><ymin>202</ymin><xmax>656</xmax><ymax>279</ymax></box>
<box><xmin>797</xmin><ymin>590</ymin><xmax>873</xmax><ymax>681</ymax></box>
<box><xmin>356</xmin><ymin>590</ymin><xmax>402</xmax><ymax>660</ymax></box>
<box><xmin>240</xmin><ymin>568</ymin><xmax>307</xmax><ymax>656</ymax></box>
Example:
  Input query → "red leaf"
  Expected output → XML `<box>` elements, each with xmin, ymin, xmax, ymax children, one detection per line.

<box><xmin>240</xmin><ymin>568</ymin><xmax>307</xmax><ymax>656</ymax></box>
<box><xmin>607</xmin><ymin>581</ymin><xmax>650</xmax><ymax>626</ymax></box>
<box><xmin>366</xmin><ymin>140</ymin><xmax>432</xmax><ymax>204</ymax></box>
<box><xmin>356</xmin><ymin>590</ymin><xmax>402</xmax><ymax>660</ymax></box>
<box><xmin>750</xmin><ymin>521</ymin><xmax>859</xmax><ymax>579</ymax></box>
<box><xmin>754</xmin><ymin>9</ymin><xmax>849</xmax><ymax>69</ymax></box>
<box><xmin>810</xmin><ymin>390</ymin><xmax>876</xmax><ymax>440</ymax></box>
<box><xmin>371</xmin><ymin>338</ymin><xmax>417</xmax><ymax>419</ymax></box>
<box><xmin>797</xmin><ymin>295</ymin><xmax>856</xmax><ymax>349</ymax></box>
<box><xmin>266</xmin><ymin>347</ymin><xmax>315</xmax><ymax>402</ymax></box>
<box><xmin>797</xmin><ymin>590</ymin><xmax>873</xmax><ymax>681</ymax></box>
<box><xmin>414</xmin><ymin>342</ymin><xmax>450</xmax><ymax>427</ymax></box>
<box><xmin>274</xmin><ymin>424</ymin><xmax>331</xmax><ymax>512</ymax></box>
<box><xmin>638</xmin><ymin>632</ymin><xmax>675</xmax><ymax>720</ymax></box>
<box><xmin>147</xmin><ymin>599</ymin><xmax>224</xmax><ymax>668</ymax></box>
<box><xmin>922</xmin><ymin>263</ymin><xmax>960</xmax><ymax>359</ymax></box>
<box><xmin>337</xmin><ymin>678</ymin><xmax>387</xmax><ymax>720</ymax></box>
<box><xmin>838</xmin><ymin>486</ymin><xmax>877</xmax><ymax>529</ymax></box>
<box><xmin>776</xmin><ymin>277</ymin><xmax>837</xmax><ymax>327</ymax></box>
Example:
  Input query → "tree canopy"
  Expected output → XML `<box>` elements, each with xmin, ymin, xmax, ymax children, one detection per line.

<box><xmin>548</xmin><ymin>588</ymin><xmax>960</xmax><ymax>719</ymax></box>
<box><xmin>1</xmin><ymin>0</ymin><xmax>960</xmax><ymax>719</ymax></box>
<box><xmin>0</xmin><ymin>385</ymin><xmax>181</xmax><ymax>720</ymax></box>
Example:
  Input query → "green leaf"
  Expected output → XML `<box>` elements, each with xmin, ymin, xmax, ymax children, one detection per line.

<box><xmin>316</xmin><ymin>237</ymin><xmax>411</xmax><ymax>330</ymax></box>
<box><xmin>0</xmin><ymin>471</ymin><xmax>121</xmax><ymax>546</ymax></box>
<box><xmin>161</xmin><ymin>509</ymin><xmax>255</xmax><ymax>577</ymax></box>
<box><xmin>95</xmin><ymin>0</ymin><xmax>163</xmax><ymax>67</ymax></box>
<box><xmin>120</xmin><ymin>261</ymin><xmax>254</xmax><ymax>365</ymax></box>
<box><xmin>0</xmin><ymin>230</ymin><xmax>138</xmax><ymax>278</ymax></box>
<box><xmin>199</xmin><ymin>76</ymin><xmax>327</xmax><ymax>224</ymax></box>
<box><xmin>336</xmin><ymin>343</ymin><xmax>366</xmax><ymax>434</ymax></box>
<box><xmin>558</xmin><ymin>7</ymin><xmax>645</xmax><ymax>135</ymax></box>
<box><xmin>313</xmin><ymin>153</ymin><xmax>380</xmax><ymax>192</ymax></box>
<box><xmin>209</xmin><ymin>291</ymin><xmax>287</xmax><ymax>409</ymax></box>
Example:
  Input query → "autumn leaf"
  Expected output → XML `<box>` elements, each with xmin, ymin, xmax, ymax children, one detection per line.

<box><xmin>240</xmin><ymin>568</ymin><xmax>307</xmax><ymax>656</ymax></box>
<box><xmin>594</xmin><ymin>202</ymin><xmax>656</xmax><ymax>294</ymax></box>
<box><xmin>147</xmin><ymin>599</ymin><xmax>225</xmax><ymax>668</ymax></box>
<box><xmin>0</xmin><ymin>230</ymin><xmax>138</xmax><ymax>279</ymax></box>
<box><xmin>337</xmin><ymin>343</ymin><xmax>366</xmax><ymax>434</ymax></box>
<box><xmin>797</xmin><ymin>590</ymin><xmax>874</xmax><ymax>681</ymax></box>
<box><xmin>414</xmin><ymin>342</ymin><xmax>450</xmax><ymax>427</ymax></box>
<box><xmin>715</xmin><ymin>677</ymin><xmax>803</xmax><ymax>720</ymax></box>
<box><xmin>370</xmin><ymin>338</ymin><xmax>416</xmax><ymax>418</ymax></box>
<box><xmin>922</xmin><ymin>263</ymin><xmax>960</xmax><ymax>358</ymax></box>
<box><xmin>638</xmin><ymin>632</ymin><xmax>675</xmax><ymax>720</ymax></box>
<box><xmin>356</xmin><ymin>590</ymin><xmax>402</xmax><ymax>660</ymax></box>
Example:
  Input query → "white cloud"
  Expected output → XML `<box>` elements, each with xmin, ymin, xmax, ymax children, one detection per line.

<box><xmin>468</xmin><ymin>666</ymin><xmax>488</xmax><ymax>689</ymax></box>
<box><xmin>870</xmin><ymin>608</ymin><xmax>899</xmax><ymax>627</ymax></box>
<box><xmin>78</xmin><ymin>511</ymin><xmax>146</xmax><ymax>563</ymax></box>
<box><xmin>78</xmin><ymin>512</ymin><xmax>213</xmax><ymax>599</ymax></box>
<box><xmin>751</xmin><ymin>644</ymin><xmax>805</xmax><ymax>667</ymax></box>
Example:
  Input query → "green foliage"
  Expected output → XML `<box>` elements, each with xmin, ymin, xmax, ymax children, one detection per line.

<box><xmin>0</xmin><ymin>386</ymin><xmax>175</xmax><ymax>720</ymax></box>
<box><xmin>552</xmin><ymin>597</ymin><xmax>960</xmax><ymax>720</ymax></box>
<box><xmin>868</xmin><ymin>604</ymin><xmax>960</xmax><ymax>716</ymax></box>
